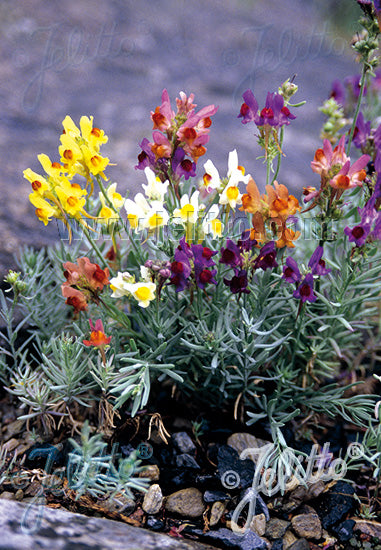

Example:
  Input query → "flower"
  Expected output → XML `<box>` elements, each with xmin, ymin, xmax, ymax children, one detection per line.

<box><xmin>329</xmin><ymin>79</ymin><xmax>346</xmax><ymax>106</ymax></box>
<box><xmin>344</xmin><ymin>224</ymin><xmax>371</xmax><ymax>246</ymax></box>
<box><xmin>83</xmin><ymin>319</ymin><xmax>112</xmax><ymax>347</ymax></box>
<box><xmin>63</xmin><ymin>257</ymin><xmax>110</xmax><ymax>291</ymax></box>
<box><xmin>254</xmin><ymin>241</ymin><xmax>278</xmax><ymax>271</ymax></box>
<box><xmin>61</xmin><ymin>286</ymin><xmax>88</xmax><ymax>313</ymax></box>
<box><xmin>172</xmin><ymin>148</ymin><xmax>197</xmax><ymax>180</ymax></box>
<box><xmin>219</xmin><ymin>150</ymin><xmax>250</xmax><ymax>209</ymax></box>
<box><xmin>282</xmin><ymin>257</ymin><xmax>301</xmax><ymax>283</ymax></box>
<box><xmin>124</xmin><ymin>193</ymin><xmax>169</xmax><ymax>232</ymax></box>
<box><xmin>173</xmin><ymin>191</ymin><xmax>201</xmax><ymax>225</ymax></box>
<box><xmin>142</xmin><ymin>167</ymin><xmax>169</xmax><ymax>201</ymax></box>
<box><xmin>224</xmin><ymin>269</ymin><xmax>250</xmax><ymax>294</ymax></box>
<box><xmin>308</xmin><ymin>246</ymin><xmax>331</xmax><ymax>276</ymax></box>
<box><xmin>129</xmin><ymin>282</ymin><xmax>156</xmax><ymax>307</ymax></box>
<box><xmin>353</xmin><ymin>112</ymin><xmax>371</xmax><ymax>150</ymax></box>
<box><xmin>135</xmin><ymin>138</ymin><xmax>156</xmax><ymax>171</ymax></box>
<box><xmin>202</xmin><ymin>204</ymin><xmax>222</xmax><ymax>238</ymax></box>
<box><xmin>109</xmin><ymin>271</ymin><xmax>135</xmax><ymax>298</ymax></box>
<box><xmin>329</xmin><ymin>157</ymin><xmax>369</xmax><ymax>190</ymax></box>
<box><xmin>201</xmin><ymin>159</ymin><xmax>222</xmax><ymax>195</ymax></box>
<box><xmin>220</xmin><ymin>239</ymin><xmax>243</xmax><ymax>268</ymax></box>
<box><xmin>238</xmin><ymin>90</ymin><xmax>296</xmax><ymax>129</ymax></box>
<box><xmin>293</xmin><ymin>273</ymin><xmax>317</xmax><ymax>303</ymax></box>
<box><xmin>237</xmin><ymin>89</ymin><xmax>259</xmax><ymax>124</ymax></box>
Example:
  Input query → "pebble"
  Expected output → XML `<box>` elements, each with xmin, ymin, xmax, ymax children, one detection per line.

<box><xmin>217</xmin><ymin>445</ymin><xmax>255</xmax><ymax>489</ymax></box>
<box><xmin>190</xmin><ymin>527</ymin><xmax>268</xmax><ymax>549</ymax></box>
<box><xmin>142</xmin><ymin>484</ymin><xmax>163</xmax><ymax>515</ymax></box>
<box><xmin>139</xmin><ymin>464</ymin><xmax>160</xmax><ymax>481</ymax></box>
<box><xmin>250</xmin><ymin>513</ymin><xmax>266</xmax><ymax>536</ymax></box>
<box><xmin>265</xmin><ymin>518</ymin><xmax>290</xmax><ymax>540</ymax></box>
<box><xmin>353</xmin><ymin>519</ymin><xmax>381</xmax><ymax>539</ymax></box>
<box><xmin>146</xmin><ymin>516</ymin><xmax>165</xmax><ymax>531</ymax></box>
<box><xmin>331</xmin><ymin>518</ymin><xmax>355</xmax><ymax>541</ymax></box>
<box><xmin>172</xmin><ymin>432</ymin><xmax>196</xmax><ymax>455</ymax></box>
<box><xmin>291</xmin><ymin>512</ymin><xmax>322</xmax><ymax>540</ymax></box>
<box><xmin>227</xmin><ymin>433</ymin><xmax>271</xmax><ymax>463</ymax></box>
<box><xmin>100</xmin><ymin>494</ymin><xmax>136</xmax><ymax>515</ymax></box>
<box><xmin>282</xmin><ymin>530</ymin><xmax>298</xmax><ymax>549</ymax></box>
<box><xmin>209</xmin><ymin>501</ymin><xmax>226</xmax><ymax>527</ymax></box>
<box><xmin>0</xmin><ymin>491</ymin><xmax>15</xmax><ymax>500</ymax></box>
<box><xmin>165</xmin><ymin>487</ymin><xmax>205</xmax><ymax>518</ymax></box>
<box><xmin>175</xmin><ymin>453</ymin><xmax>201</xmax><ymax>469</ymax></box>
<box><xmin>271</xmin><ymin>540</ymin><xmax>283</xmax><ymax>550</ymax></box>
<box><xmin>203</xmin><ymin>490</ymin><xmax>230</xmax><ymax>503</ymax></box>
<box><xmin>314</xmin><ymin>480</ymin><xmax>355</xmax><ymax>529</ymax></box>
<box><xmin>288</xmin><ymin>539</ymin><xmax>310</xmax><ymax>550</ymax></box>
<box><xmin>15</xmin><ymin>489</ymin><xmax>23</xmax><ymax>501</ymax></box>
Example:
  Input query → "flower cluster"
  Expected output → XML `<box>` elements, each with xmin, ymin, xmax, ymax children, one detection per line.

<box><xmin>282</xmin><ymin>246</ymin><xmax>331</xmax><ymax>303</ymax></box>
<box><xmin>24</xmin><ymin>116</ymin><xmax>110</xmax><ymax>237</ymax></box>
<box><xmin>136</xmin><ymin>89</ymin><xmax>218</xmax><ymax>182</ymax></box>
<box><xmin>240</xmin><ymin>178</ymin><xmax>300</xmax><ymax>247</ymax></box>
<box><xmin>345</xmin><ymin>194</ymin><xmax>381</xmax><ymax>246</ymax></box>
<box><xmin>61</xmin><ymin>257</ymin><xmax>110</xmax><ymax>313</ymax></box>
<box><xmin>109</xmin><ymin>269</ymin><xmax>156</xmax><ymax>308</ymax></box>
<box><xmin>170</xmin><ymin>237</ymin><xmax>217</xmax><ymax>292</ymax></box>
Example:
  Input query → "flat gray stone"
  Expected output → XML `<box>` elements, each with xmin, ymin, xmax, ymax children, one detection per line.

<box><xmin>0</xmin><ymin>500</ymin><xmax>216</xmax><ymax>550</ymax></box>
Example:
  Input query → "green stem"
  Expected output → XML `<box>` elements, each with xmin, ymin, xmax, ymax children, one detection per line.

<box><xmin>266</xmin><ymin>155</ymin><xmax>271</xmax><ymax>187</ymax></box>
<box><xmin>82</xmin><ymin>226</ymin><xmax>108</xmax><ymax>269</ymax></box>
<box><xmin>96</xmin><ymin>176</ymin><xmax>118</xmax><ymax>213</ymax></box>
<box><xmin>346</xmin><ymin>64</ymin><xmax>367</xmax><ymax>155</ymax></box>
<box><xmin>272</xmin><ymin>127</ymin><xmax>284</xmax><ymax>184</ymax></box>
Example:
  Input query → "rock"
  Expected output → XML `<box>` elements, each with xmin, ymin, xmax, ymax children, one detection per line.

<box><xmin>100</xmin><ymin>494</ymin><xmax>136</xmax><ymax>514</ymax></box>
<box><xmin>165</xmin><ymin>488</ymin><xmax>205</xmax><ymax>518</ymax></box>
<box><xmin>353</xmin><ymin>519</ymin><xmax>381</xmax><ymax>539</ymax></box>
<box><xmin>238</xmin><ymin>488</ymin><xmax>270</xmax><ymax>520</ymax></box>
<box><xmin>227</xmin><ymin>433</ymin><xmax>271</xmax><ymax>463</ymax></box>
<box><xmin>146</xmin><ymin>515</ymin><xmax>165</xmax><ymax>531</ymax></box>
<box><xmin>282</xmin><ymin>530</ymin><xmax>298</xmax><ymax>549</ymax></box>
<box><xmin>291</xmin><ymin>512</ymin><xmax>322</xmax><ymax>540</ymax></box>
<box><xmin>203</xmin><ymin>490</ymin><xmax>230</xmax><ymax>503</ymax></box>
<box><xmin>0</xmin><ymin>499</ymin><xmax>215</xmax><ymax>549</ymax></box>
<box><xmin>176</xmin><ymin>454</ymin><xmax>201</xmax><ymax>469</ymax></box>
<box><xmin>250</xmin><ymin>513</ymin><xmax>266</xmax><ymax>536</ymax></box>
<box><xmin>271</xmin><ymin>540</ymin><xmax>283</xmax><ymax>550</ymax></box>
<box><xmin>190</xmin><ymin>527</ymin><xmax>268</xmax><ymax>549</ymax></box>
<box><xmin>0</xmin><ymin>491</ymin><xmax>16</xmax><ymax>500</ymax></box>
<box><xmin>142</xmin><ymin>484</ymin><xmax>163</xmax><ymax>515</ymax></box>
<box><xmin>209</xmin><ymin>501</ymin><xmax>226</xmax><ymax>527</ymax></box>
<box><xmin>314</xmin><ymin>480</ymin><xmax>355</xmax><ymax>529</ymax></box>
<box><xmin>172</xmin><ymin>432</ymin><xmax>196</xmax><ymax>454</ymax></box>
<box><xmin>265</xmin><ymin>518</ymin><xmax>290</xmax><ymax>540</ymax></box>
<box><xmin>139</xmin><ymin>464</ymin><xmax>160</xmax><ymax>481</ymax></box>
<box><xmin>217</xmin><ymin>445</ymin><xmax>255</xmax><ymax>489</ymax></box>
<box><xmin>331</xmin><ymin>518</ymin><xmax>355</xmax><ymax>541</ymax></box>
<box><xmin>15</xmin><ymin>489</ymin><xmax>23</xmax><ymax>501</ymax></box>
<box><xmin>288</xmin><ymin>540</ymin><xmax>310</xmax><ymax>550</ymax></box>
<box><xmin>307</xmin><ymin>481</ymin><xmax>326</xmax><ymax>499</ymax></box>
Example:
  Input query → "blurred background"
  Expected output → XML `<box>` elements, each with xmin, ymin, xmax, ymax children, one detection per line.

<box><xmin>0</xmin><ymin>0</ymin><xmax>364</xmax><ymax>273</ymax></box>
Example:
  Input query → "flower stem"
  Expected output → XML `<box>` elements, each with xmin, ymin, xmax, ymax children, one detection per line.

<box><xmin>82</xmin><ymin>226</ymin><xmax>108</xmax><ymax>269</ymax></box>
<box><xmin>346</xmin><ymin>64</ymin><xmax>367</xmax><ymax>155</ymax></box>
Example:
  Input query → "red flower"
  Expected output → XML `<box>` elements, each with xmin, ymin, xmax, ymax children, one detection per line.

<box><xmin>61</xmin><ymin>286</ymin><xmax>88</xmax><ymax>313</ymax></box>
<box><xmin>83</xmin><ymin>319</ymin><xmax>112</xmax><ymax>347</ymax></box>
<box><xmin>62</xmin><ymin>256</ymin><xmax>110</xmax><ymax>312</ymax></box>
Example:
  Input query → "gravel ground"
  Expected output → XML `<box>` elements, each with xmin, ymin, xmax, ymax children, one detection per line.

<box><xmin>0</xmin><ymin>0</ymin><xmax>359</xmax><ymax>274</ymax></box>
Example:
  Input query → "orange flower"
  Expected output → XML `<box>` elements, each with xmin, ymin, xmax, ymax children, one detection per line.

<box><xmin>61</xmin><ymin>286</ymin><xmax>88</xmax><ymax>313</ymax></box>
<box><xmin>265</xmin><ymin>182</ymin><xmax>300</xmax><ymax>219</ymax></box>
<box><xmin>62</xmin><ymin>256</ymin><xmax>109</xmax><ymax>312</ymax></box>
<box><xmin>240</xmin><ymin>177</ymin><xmax>269</xmax><ymax>216</ymax></box>
<box><xmin>83</xmin><ymin>319</ymin><xmax>111</xmax><ymax>347</ymax></box>
<box><xmin>275</xmin><ymin>227</ymin><xmax>301</xmax><ymax>248</ymax></box>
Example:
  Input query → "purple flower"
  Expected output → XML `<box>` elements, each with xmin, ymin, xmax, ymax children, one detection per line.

<box><xmin>196</xmin><ymin>268</ymin><xmax>217</xmax><ymax>289</ymax></box>
<box><xmin>353</xmin><ymin>112</ymin><xmax>371</xmax><ymax>150</ymax></box>
<box><xmin>293</xmin><ymin>273</ymin><xmax>317</xmax><ymax>303</ymax></box>
<box><xmin>172</xmin><ymin>148</ymin><xmax>197</xmax><ymax>180</ymax></box>
<box><xmin>224</xmin><ymin>270</ymin><xmax>250</xmax><ymax>295</ymax></box>
<box><xmin>308</xmin><ymin>246</ymin><xmax>331</xmax><ymax>276</ymax></box>
<box><xmin>170</xmin><ymin>251</ymin><xmax>191</xmax><ymax>291</ymax></box>
<box><xmin>344</xmin><ymin>74</ymin><xmax>367</xmax><ymax>99</ymax></box>
<box><xmin>135</xmin><ymin>138</ymin><xmax>156</xmax><ymax>171</ymax></box>
<box><xmin>238</xmin><ymin>90</ymin><xmax>259</xmax><ymax>124</ymax></box>
<box><xmin>254</xmin><ymin>241</ymin><xmax>278</xmax><ymax>271</ymax></box>
<box><xmin>257</xmin><ymin>92</ymin><xmax>296</xmax><ymax>128</ymax></box>
<box><xmin>374</xmin><ymin>124</ymin><xmax>381</xmax><ymax>172</ymax></box>
<box><xmin>344</xmin><ymin>224</ymin><xmax>371</xmax><ymax>247</ymax></box>
<box><xmin>329</xmin><ymin>79</ymin><xmax>346</xmax><ymax>106</ymax></box>
<box><xmin>220</xmin><ymin>239</ymin><xmax>243</xmax><ymax>268</ymax></box>
<box><xmin>282</xmin><ymin>257</ymin><xmax>301</xmax><ymax>283</ymax></box>
<box><xmin>191</xmin><ymin>244</ymin><xmax>218</xmax><ymax>289</ymax></box>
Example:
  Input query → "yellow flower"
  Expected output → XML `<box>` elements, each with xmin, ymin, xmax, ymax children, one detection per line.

<box><xmin>62</xmin><ymin>115</ymin><xmax>81</xmax><ymax>139</ymax></box>
<box><xmin>38</xmin><ymin>154</ymin><xmax>65</xmax><ymax>179</ymax></box>
<box><xmin>173</xmin><ymin>191</ymin><xmax>200</xmax><ymax>225</ymax></box>
<box><xmin>55</xmin><ymin>177</ymin><xmax>87</xmax><ymax>217</ymax></box>
<box><xmin>202</xmin><ymin>204</ymin><xmax>222</xmax><ymax>238</ymax></box>
<box><xmin>130</xmin><ymin>282</ymin><xmax>156</xmax><ymax>308</ymax></box>
<box><xmin>82</xmin><ymin>145</ymin><xmax>109</xmax><ymax>178</ymax></box>
<box><xmin>59</xmin><ymin>133</ymin><xmax>84</xmax><ymax>174</ymax></box>
<box><xmin>29</xmin><ymin>192</ymin><xmax>60</xmax><ymax>225</ymax></box>
<box><xmin>23</xmin><ymin>168</ymin><xmax>50</xmax><ymax>194</ymax></box>
<box><xmin>80</xmin><ymin>116</ymin><xmax>108</xmax><ymax>150</ymax></box>
<box><xmin>106</xmin><ymin>183</ymin><xmax>125</xmax><ymax>209</ymax></box>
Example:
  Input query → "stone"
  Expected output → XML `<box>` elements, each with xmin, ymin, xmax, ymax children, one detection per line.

<box><xmin>291</xmin><ymin>513</ymin><xmax>322</xmax><ymax>540</ymax></box>
<box><xmin>209</xmin><ymin>501</ymin><xmax>226</xmax><ymax>527</ymax></box>
<box><xmin>217</xmin><ymin>445</ymin><xmax>255</xmax><ymax>489</ymax></box>
<box><xmin>0</xmin><ymin>499</ymin><xmax>216</xmax><ymax>549</ymax></box>
<box><xmin>142</xmin><ymin>484</ymin><xmax>163</xmax><ymax>515</ymax></box>
<box><xmin>15</xmin><ymin>489</ymin><xmax>23</xmax><ymax>501</ymax></box>
<box><xmin>190</xmin><ymin>527</ymin><xmax>268</xmax><ymax>549</ymax></box>
<box><xmin>250</xmin><ymin>513</ymin><xmax>266</xmax><ymax>537</ymax></box>
<box><xmin>331</xmin><ymin>519</ymin><xmax>355</xmax><ymax>541</ymax></box>
<box><xmin>203</xmin><ymin>490</ymin><xmax>230</xmax><ymax>503</ymax></box>
<box><xmin>227</xmin><ymin>433</ymin><xmax>271</xmax><ymax>463</ymax></box>
<box><xmin>100</xmin><ymin>494</ymin><xmax>136</xmax><ymax>515</ymax></box>
<box><xmin>271</xmin><ymin>540</ymin><xmax>283</xmax><ymax>550</ymax></box>
<box><xmin>314</xmin><ymin>480</ymin><xmax>355</xmax><ymax>529</ymax></box>
<box><xmin>165</xmin><ymin>487</ymin><xmax>205</xmax><ymax>518</ymax></box>
<box><xmin>353</xmin><ymin>519</ymin><xmax>381</xmax><ymax>539</ymax></box>
<box><xmin>0</xmin><ymin>491</ymin><xmax>16</xmax><ymax>500</ymax></box>
<box><xmin>145</xmin><ymin>516</ymin><xmax>165</xmax><ymax>531</ymax></box>
<box><xmin>172</xmin><ymin>432</ymin><xmax>196</xmax><ymax>454</ymax></box>
<box><xmin>288</xmin><ymin>540</ymin><xmax>310</xmax><ymax>550</ymax></box>
<box><xmin>139</xmin><ymin>464</ymin><xmax>160</xmax><ymax>481</ymax></box>
<box><xmin>283</xmin><ymin>530</ymin><xmax>298</xmax><ymax>549</ymax></box>
<box><xmin>175</xmin><ymin>453</ymin><xmax>201</xmax><ymax>469</ymax></box>
<box><xmin>265</xmin><ymin>518</ymin><xmax>290</xmax><ymax>539</ymax></box>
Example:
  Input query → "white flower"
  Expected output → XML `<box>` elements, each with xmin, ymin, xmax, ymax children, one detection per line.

<box><xmin>106</xmin><ymin>182</ymin><xmax>125</xmax><ymax>209</ymax></box>
<box><xmin>142</xmin><ymin>167</ymin><xmax>169</xmax><ymax>201</ymax></box>
<box><xmin>201</xmin><ymin>159</ymin><xmax>222</xmax><ymax>193</ymax></box>
<box><xmin>140</xmin><ymin>265</ymin><xmax>151</xmax><ymax>282</ymax></box>
<box><xmin>124</xmin><ymin>193</ymin><xmax>150</xmax><ymax>231</ymax></box>
<box><xmin>227</xmin><ymin>149</ymin><xmax>250</xmax><ymax>187</ymax></box>
<box><xmin>143</xmin><ymin>200</ymin><xmax>169</xmax><ymax>231</ymax></box>
<box><xmin>129</xmin><ymin>281</ymin><xmax>156</xmax><ymax>308</ymax></box>
<box><xmin>202</xmin><ymin>204</ymin><xmax>222</xmax><ymax>238</ymax></box>
<box><xmin>173</xmin><ymin>190</ymin><xmax>201</xmax><ymax>225</ymax></box>
<box><xmin>109</xmin><ymin>272</ymin><xmax>134</xmax><ymax>298</ymax></box>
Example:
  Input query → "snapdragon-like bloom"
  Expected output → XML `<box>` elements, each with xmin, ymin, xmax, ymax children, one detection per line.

<box><xmin>308</xmin><ymin>246</ymin><xmax>331</xmax><ymax>276</ymax></box>
<box><xmin>353</xmin><ymin>112</ymin><xmax>371</xmax><ymax>150</ymax></box>
<box><xmin>344</xmin><ymin>197</ymin><xmax>380</xmax><ymax>246</ymax></box>
<box><xmin>61</xmin><ymin>257</ymin><xmax>109</xmax><ymax>311</ymax></box>
<box><xmin>202</xmin><ymin>204</ymin><xmax>222</xmax><ymax>238</ymax></box>
<box><xmin>254</xmin><ymin>241</ymin><xmax>278</xmax><ymax>271</ymax></box>
<box><xmin>220</xmin><ymin>239</ymin><xmax>243</xmax><ymax>268</ymax></box>
<box><xmin>109</xmin><ymin>271</ymin><xmax>134</xmax><ymax>298</ymax></box>
<box><xmin>83</xmin><ymin>319</ymin><xmax>112</xmax><ymax>347</ymax></box>
<box><xmin>293</xmin><ymin>273</ymin><xmax>316</xmax><ymax>303</ymax></box>
<box><xmin>173</xmin><ymin>191</ymin><xmax>201</xmax><ymax>225</ymax></box>
<box><xmin>224</xmin><ymin>269</ymin><xmax>250</xmax><ymax>295</ymax></box>
<box><xmin>238</xmin><ymin>89</ymin><xmax>296</xmax><ymax>128</ymax></box>
<box><xmin>142</xmin><ymin>167</ymin><xmax>169</xmax><ymax>201</ymax></box>
<box><xmin>172</xmin><ymin>148</ymin><xmax>197</xmax><ymax>180</ymax></box>
<box><xmin>344</xmin><ymin>224</ymin><xmax>371</xmax><ymax>246</ymax></box>
<box><xmin>329</xmin><ymin>79</ymin><xmax>346</xmax><ymax>106</ymax></box>
<box><xmin>170</xmin><ymin>238</ymin><xmax>217</xmax><ymax>292</ymax></box>
<box><xmin>129</xmin><ymin>282</ymin><xmax>156</xmax><ymax>307</ymax></box>
<box><xmin>218</xmin><ymin>150</ymin><xmax>250</xmax><ymax>209</ymax></box>
<box><xmin>282</xmin><ymin>257</ymin><xmax>301</xmax><ymax>283</ymax></box>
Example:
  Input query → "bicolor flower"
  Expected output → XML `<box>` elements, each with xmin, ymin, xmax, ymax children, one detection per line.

<box><xmin>173</xmin><ymin>191</ymin><xmax>201</xmax><ymax>225</ymax></box>
<box><xmin>202</xmin><ymin>204</ymin><xmax>223</xmax><ymax>238</ymax></box>
<box><xmin>308</xmin><ymin>246</ymin><xmax>331</xmax><ymax>276</ymax></box>
<box><xmin>293</xmin><ymin>273</ymin><xmax>317</xmax><ymax>303</ymax></box>
<box><xmin>142</xmin><ymin>167</ymin><xmax>169</xmax><ymax>201</ymax></box>
<box><xmin>129</xmin><ymin>281</ymin><xmax>156</xmax><ymax>307</ymax></box>
<box><xmin>109</xmin><ymin>271</ymin><xmax>135</xmax><ymax>298</ymax></box>
<box><xmin>83</xmin><ymin>319</ymin><xmax>112</xmax><ymax>348</ymax></box>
